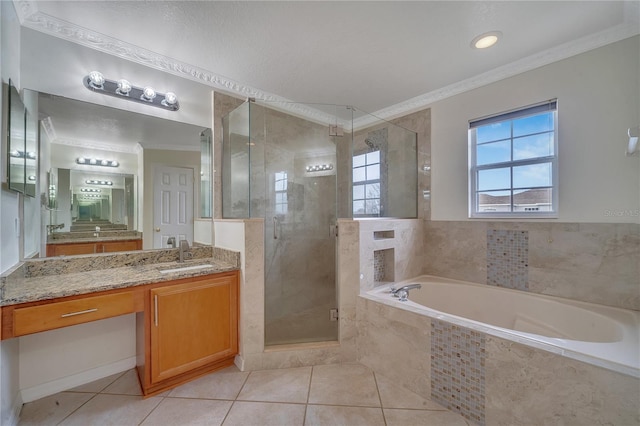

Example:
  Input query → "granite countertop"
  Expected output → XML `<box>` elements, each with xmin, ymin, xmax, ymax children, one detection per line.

<box><xmin>0</xmin><ymin>247</ymin><xmax>240</xmax><ymax>307</ymax></box>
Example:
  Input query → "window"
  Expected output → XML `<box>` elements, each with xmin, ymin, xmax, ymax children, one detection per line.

<box><xmin>353</xmin><ymin>150</ymin><xmax>381</xmax><ymax>216</ymax></box>
<box><xmin>274</xmin><ymin>171</ymin><xmax>288</xmax><ymax>215</ymax></box>
<box><xmin>469</xmin><ymin>100</ymin><xmax>558</xmax><ymax>217</ymax></box>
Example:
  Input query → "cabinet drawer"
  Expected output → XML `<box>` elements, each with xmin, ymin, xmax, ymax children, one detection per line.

<box><xmin>13</xmin><ymin>292</ymin><xmax>135</xmax><ymax>336</ymax></box>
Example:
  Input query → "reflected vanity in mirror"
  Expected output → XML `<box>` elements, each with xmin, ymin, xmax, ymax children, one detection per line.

<box><xmin>45</xmin><ymin>168</ymin><xmax>142</xmax><ymax>256</ymax></box>
<box><xmin>29</xmin><ymin>89</ymin><xmax>212</xmax><ymax>257</ymax></box>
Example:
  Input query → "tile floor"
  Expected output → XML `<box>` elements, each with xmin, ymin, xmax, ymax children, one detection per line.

<box><xmin>18</xmin><ymin>363</ymin><xmax>469</xmax><ymax>425</ymax></box>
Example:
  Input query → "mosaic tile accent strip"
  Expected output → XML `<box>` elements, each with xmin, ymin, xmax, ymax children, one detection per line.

<box><xmin>374</xmin><ymin>250</ymin><xmax>385</xmax><ymax>282</ymax></box>
<box><xmin>487</xmin><ymin>229</ymin><xmax>529</xmax><ymax>290</ymax></box>
<box><xmin>431</xmin><ymin>319</ymin><xmax>486</xmax><ymax>426</ymax></box>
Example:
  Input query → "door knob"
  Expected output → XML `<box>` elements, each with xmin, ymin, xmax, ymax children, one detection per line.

<box><xmin>155</xmin><ymin>228</ymin><xmax>161</xmax><ymax>232</ymax></box>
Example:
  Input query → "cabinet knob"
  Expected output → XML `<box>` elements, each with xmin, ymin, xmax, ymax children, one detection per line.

<box><xmin>155</xmin><ymin>228</ymin><xmax>161</xmax><ymax>232</ymax></box>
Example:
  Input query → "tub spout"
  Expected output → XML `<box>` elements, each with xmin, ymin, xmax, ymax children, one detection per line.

<box><xmin>391</xmin><ymin>283</ymin><xmax>422</xmax><ymax>301</ymax></box>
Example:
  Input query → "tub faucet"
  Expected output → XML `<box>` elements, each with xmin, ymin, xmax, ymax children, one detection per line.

<box><xmin>391</xmin><ymin>283</ymin><xmax>422</xmax><ymax>302</ymax></box>
<box><xmin>179</xmin><ymin>240</ymin><xmax>192</xmax><ymax>263</ymax></box>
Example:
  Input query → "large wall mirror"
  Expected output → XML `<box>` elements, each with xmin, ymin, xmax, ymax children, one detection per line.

<box><xmin>31</xmin><ymin>89</ymin><xmax>210</xmax><ymax>256</ymax></box>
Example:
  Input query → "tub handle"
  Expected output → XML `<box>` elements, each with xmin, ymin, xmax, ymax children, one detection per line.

<box><xmin>397</xmin><ymin>290</ymin><xmax>409</xmax><ymax>302</ymax></box>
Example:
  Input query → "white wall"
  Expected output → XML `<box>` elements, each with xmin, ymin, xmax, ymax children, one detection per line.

<box><xmin>194</xmin><ymin>219</ymin><xmax>213</xmax><ymax>245</ymax></box>
<box><xmin>1</xmin><ymin>2</ymin><xmax>23</xmax><ymax>422</ymax></box>
<box><xmin>18</xmin><ymin>315</ymin><xmax>136</xmax><ymax>403</ymax></box>
<box><xmin>430</xmin><ymin>36</ymin><xmax>640</xmax><ymax>223</ymax></box>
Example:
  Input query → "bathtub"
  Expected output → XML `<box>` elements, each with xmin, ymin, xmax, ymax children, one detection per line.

<box><xmin>363</xmin><ymin>275</ymin><xmax>640</xmax><ymax>378</ymax></box>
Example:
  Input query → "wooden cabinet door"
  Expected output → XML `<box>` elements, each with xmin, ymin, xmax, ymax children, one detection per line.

<box><xmin>47</xmin><ymin>242</ymin><xmax>96</xmax><ymax>256</ymax></box>
<box><xmin>100</xmin><ymin>240</ymin><xmax>141</xmax><ymax>253</ymax></box>
<box><xmin>150</xmin><ymin>274</ymin><xmax>238</xmax><ymax>384</ymax></box>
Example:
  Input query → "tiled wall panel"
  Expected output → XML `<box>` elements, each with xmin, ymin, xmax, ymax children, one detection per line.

<box><xmin>431</xmin><ymin>319</ymin><xmax>486</xmax><ymax>425</ymax></box>
<box><xmin>486</xmin><ymin>229</ymin><xmax>529</xmax><ymax>290</ymax></box>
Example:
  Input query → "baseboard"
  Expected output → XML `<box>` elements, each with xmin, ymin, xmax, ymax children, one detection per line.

<box><xmin>3</xmin><ymin>391</ymin><xmax>23</xmax><ymax>426</ymax></box>
<box><xmin>20</xmin><ymin>356</ymin><xmax>136</xmax><ymax>403</ymax></box>
<box><xmin>234</xmin><ymin>354</ymin><xmax>245</xmax><ymax>371</ymax></box>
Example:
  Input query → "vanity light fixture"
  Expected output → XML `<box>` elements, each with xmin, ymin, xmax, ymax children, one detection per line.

<box><xmin>83</xmin><ymin>71</ymin><xmax>179</xmax><ymax>111</ymax></box>
<box><xmin>9</xmin><ymin>150</ymin><xmax>36</xmax><ymax>159</ymax></box>
<box><xmin>80</xmin><ymin>188</ymin><xmax>101</xmax><ymax>193</ymax></box>
<box><xmin>306</xmin><ymin>163</ymin><xmax>334</xmax><ymax>172</ymax></box>
<box><xmin>76</xmin><ymin>157</ymin><xmax>119</xmax><ymax>167</ymax></box>
<box><xmin>471</xmin><ymin>31</ymin><xmax>501</xmax><ymax>49</ymax></box>
<box><xmin>85</xmin><ymin>179</ymin><xmax>113</xmax><ymax>186</ymax></box>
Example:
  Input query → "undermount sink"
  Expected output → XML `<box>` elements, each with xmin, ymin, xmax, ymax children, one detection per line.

<box><xmin>158</xmin><ymin>264</ymin><xmax>214</xmax><ymax>274</ymax></box>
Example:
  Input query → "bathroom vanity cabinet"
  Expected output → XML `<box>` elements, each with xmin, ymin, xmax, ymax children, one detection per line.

<box><xmin>138</xmin><ymin>272</ymin><xmax>239</xmax><ymax>395</ymax></box>
<box><xmin>1</xmin><ymin>269</ymin><xmax>239</xmax><ymax>397</ymax></box>
<box><xmin>46</xmin><ymin>239</ymin><xmax>142</xmax><ymax>256</ymax></box>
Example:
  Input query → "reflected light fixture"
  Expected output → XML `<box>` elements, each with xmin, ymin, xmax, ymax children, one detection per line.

<box><xmin>306</xmin><ymin>163</ymin><xmax>334</xmax><ymax>172</ymax></box>
<box><xmin>83</xmin><ymin>71</ymin><xmax>179</xmax><ymax>111</ymax></box>
<box><xmin>85</xmin><ymin>179</ymin><xmax>113</xmax><ymax>186</ymax></box>
<box><xmin>471</xmin><ymin>31</ymin><xmax>501</xmax><ymax>49</ymax></box>
<box><xmin>10</xmin><ymin>150</ymin><xmax>37</xmax><ymax>159</ymax></box>
<box><xmin>76</xmin><ymin>157</ymin><xmax>119</xmax><ymax>167</ymax></box>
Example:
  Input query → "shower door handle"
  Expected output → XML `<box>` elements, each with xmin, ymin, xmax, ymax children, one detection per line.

<box><xmin>273</xmin><ymin>217</ymin><xmax>278</xmax><ymax>239</ymax></box>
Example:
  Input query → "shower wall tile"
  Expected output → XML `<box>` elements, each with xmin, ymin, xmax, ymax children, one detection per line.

<box><xmin>431</xmin><ymin>319</ymin><xmax>486</xmax><ymax>426</ymax></box>
<box><xmin>486</xmin><ymin>229</ymin><xmax>529</xmax><ymax>290</ymax></box>
<box><xmin>423</xmin><ymin>221</ymin><xmax>640</xmax><ymax>310</ymax></box>
<box><xmin>390</xmin><ymin>108</ymin><xmax>431</xmax><ymax>220</ymax></box>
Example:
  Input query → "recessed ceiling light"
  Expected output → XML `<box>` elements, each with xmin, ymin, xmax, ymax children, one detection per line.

<box><xmin>471</xmin><ymin>31</ymin><xmax>502</xmax><ymax>49</ymax></box>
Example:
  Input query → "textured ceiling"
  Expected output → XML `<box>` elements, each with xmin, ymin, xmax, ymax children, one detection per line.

<box><xmin>15</xmin><ymin>1</ymin><xmax>640</xmax><ymax>149</ymax></box>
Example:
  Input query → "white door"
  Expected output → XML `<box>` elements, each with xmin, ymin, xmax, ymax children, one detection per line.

<box><xmin>153</xmin><ymin>166</ymin><xmax>194</xmax><ymax>248</ymax></box>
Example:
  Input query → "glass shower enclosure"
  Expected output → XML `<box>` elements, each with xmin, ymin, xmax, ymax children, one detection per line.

<box><xmin>222</xmin><ymin>100</ymin><xmax>417</xmax><ymax>346</ymax></box>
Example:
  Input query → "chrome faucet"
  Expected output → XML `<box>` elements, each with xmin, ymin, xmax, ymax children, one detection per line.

<box><xmin>390</xmin><ymin>283</ymin><xmax>422</xmax><ymax>302</ymax></box>
<box><xmin>179</xmin><ymin>239</ymin><xmax>192</xmax><ymax>263</ymax></box>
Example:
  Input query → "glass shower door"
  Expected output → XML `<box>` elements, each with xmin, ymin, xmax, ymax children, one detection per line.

<box><xmin>260</xmin><ymin>102</ymin><xmax>345</xmax><ymax>346</ymax></box>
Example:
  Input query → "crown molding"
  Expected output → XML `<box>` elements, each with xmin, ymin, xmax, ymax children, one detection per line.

<box><xmin>16</xmin><ymin>0</ymin><xmax>640</xmax><ymax>131</ymax></box>
<box><xmin>52</xmin><ymin>138</ymin><xmax>139</xmax><ymax>154</ymax></box>
<box><xmin>39</xmin><ymin>116</ymin><xmax>56</xmax><ymax>142</ymax></box>
<box><xmin>139</xmin><ymin>143</ymin><xmax>200</xmax><ymax>152</ymax></box>
<box><xmin>16</xmin><ymin>3</ymin><xmax>343</xmax><ymax>127</ymax></box>
<box><xmin>353</xmin><ymin>21</ymin><xmax>640</xmax><ymax>129</ymax></box>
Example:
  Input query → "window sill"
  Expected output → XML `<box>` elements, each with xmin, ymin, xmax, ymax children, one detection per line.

<box><xmin>469</xmin><ymin>212</ymin><xmax>558</xmax><ymax>220</ymax></box>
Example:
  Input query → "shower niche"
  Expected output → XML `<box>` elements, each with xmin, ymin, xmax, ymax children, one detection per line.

<box><xmin>222</xmin><ymin>100</ymin><xmax>417</xmax><ymax>347</ymax></box>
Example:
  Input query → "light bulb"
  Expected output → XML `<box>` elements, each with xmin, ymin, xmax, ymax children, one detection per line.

<box><xmin>142</xmin><ymin>86</ymin><xmax>156</xmax><ymax>101</ymax></box>
<box><xmin>88</xmin><ymin>71</ymin><xmax>105</xmax><ymax>88</ymax></box>
<box><xmin>111</xmin><ymin>161</ymin><xmax>119</xmax><ymax>167</ymax></box>
<box><xmin>116</xmin><ymin>79</ymin><xmax>132</xmax><ymax>95</ymax></box>
<box><xmin>164</xmin><ymin>92</ymin><xmax>177</xmax><ymax>105</ymax></box>
<box><xmin>77</xmin><ymin>157</ymin><xmax>86</xmax><ymax>164</ymax></box>
<box><xmin>89</xmin><ymin>158</ymin><xmax>97</xmax><ymax>165</ymax></box>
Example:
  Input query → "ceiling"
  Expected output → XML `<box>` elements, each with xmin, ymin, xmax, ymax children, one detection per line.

<box><xmin>14</xmin><ymin>1</ymin><xmax>640</xmax><ymax>150</ymax></box>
